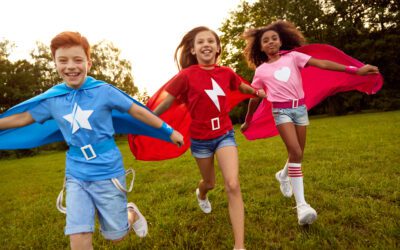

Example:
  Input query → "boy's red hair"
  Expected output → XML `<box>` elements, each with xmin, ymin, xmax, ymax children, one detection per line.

<box><xmin>50</xmin><ymin>31</ymin><xmax>91</xmax><ymax>60</ymax></box>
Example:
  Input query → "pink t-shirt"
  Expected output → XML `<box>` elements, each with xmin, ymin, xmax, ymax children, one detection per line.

<box><xmin>252</xmin><ymin>51</ymin><xmax>311</xmax><ymax>102</ymax></box>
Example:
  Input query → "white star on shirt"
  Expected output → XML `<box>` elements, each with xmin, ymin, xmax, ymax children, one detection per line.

<box><xmin>63</xmin><ymin>103</ymin><xmax>94</xmax><ymax>134</ymax></box>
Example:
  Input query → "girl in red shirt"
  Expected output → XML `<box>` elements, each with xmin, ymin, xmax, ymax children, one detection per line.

<box><xmin>154</xmin><ymin>26</ymin><xmax>265</xmax><ymax>250</ymax></box>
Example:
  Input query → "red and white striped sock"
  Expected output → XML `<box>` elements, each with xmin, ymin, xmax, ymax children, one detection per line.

<box><xmin>288</xmin><ymin>162</ymin><xmax>306</xmax><ymax>205</ymax></box>
<box><xmin>282</xmin><ymin>160</ymin><xmax>289</xmax><ymax>178</ymax></box>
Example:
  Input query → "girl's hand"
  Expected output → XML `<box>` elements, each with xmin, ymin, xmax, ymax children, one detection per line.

<box><xmin>357</xmin><ymin>64</ymin><xmax>379</xmax><ymax>75</ymax></box>
<box><xmin>240</xmin><ymin>122</ymin><xmax>250</xmax><ymax>133</ymax></box>
<box><xmin>170</xmin><ymin>130</ymin><xmax>184</xmax><ymax>147</ymax></box>
<box><xmin>256</xmin><ymin>89</ymin><xmax>266</xmax><ymax>98</ymax></box>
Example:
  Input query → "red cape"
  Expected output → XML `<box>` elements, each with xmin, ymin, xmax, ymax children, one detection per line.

<box><xmin>129</xmin><ymin>44</ymin><xmax>383</xmax><ymax>160</ymax></box>
<box><xmin>128</xmin><ymin>72</ymin><xmax>252</xmax><ymax>161</ymax></box>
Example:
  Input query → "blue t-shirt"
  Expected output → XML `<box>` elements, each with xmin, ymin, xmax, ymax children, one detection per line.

<box><xmin>29</xmin><ymin>84</ymin><xmax>133</xmax><ymax>181</ymax></box>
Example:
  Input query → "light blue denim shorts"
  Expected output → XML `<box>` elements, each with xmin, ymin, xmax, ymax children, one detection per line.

<box><xmin>190</xmin><ymin>130</ymin><xmax>237</xmax><ymax>158</ymax></box>
<box><xmin>64</xmin><ymin>175</ymin><xmax>129</xmax><ymax>240</ymax></box>
<box><xmin>272</xmin><ymin>104</ymin><xmax>309</xmax><ymax>126</ymax></box>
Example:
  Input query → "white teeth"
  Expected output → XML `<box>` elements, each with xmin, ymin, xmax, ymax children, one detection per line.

<box><xmin>66</xmin><ymin>73</ymin><xmax>79</xmax><ymax>76</ymax></box>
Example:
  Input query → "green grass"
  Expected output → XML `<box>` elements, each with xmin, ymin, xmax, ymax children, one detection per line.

<box><xmin>0</xmin><ymin>111</ymin><xmax>399</xmax><ymax>249</ymax></box>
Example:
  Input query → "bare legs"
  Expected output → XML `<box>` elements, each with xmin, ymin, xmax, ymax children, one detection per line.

<box><xmin>70</xmin><ymin>233</ymin><xmax>93</xmax><ymax>250</ymax></box>
<box><xmin>69</xmin><ymin>210</ymin><xmax>139</xmax><ymax>250</ymax></box>
<box><xmin>276</xmin><ymin>122</ymin><xmax>306</xmax><ymax>164</ymax></box>
<box><xmin>277</xmin><ymin>122</ymin><xmax>317</xmax><ymax>225</ymax></box>
<box><xmin>195</xmin><ymin>146</ymin><xmax>245</xmax><ymax>249</ymax></box>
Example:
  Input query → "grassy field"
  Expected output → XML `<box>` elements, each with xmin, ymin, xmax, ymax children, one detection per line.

<box><xmin>0</xmin><ymin>111</ymin><xmax>399</xmax><ymax>249</ymax></box>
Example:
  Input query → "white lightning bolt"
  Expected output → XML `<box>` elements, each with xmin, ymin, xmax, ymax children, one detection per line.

<box><xmin>205</xmin><ymin>78</ymin><xmax>225</xmax><ymax>111</ymax></box>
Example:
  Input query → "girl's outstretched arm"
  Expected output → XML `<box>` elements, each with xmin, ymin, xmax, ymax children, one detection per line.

<box><xmin>153</xmin><ymin>94</ymin><xmax>176</xmax><ymax>116</ymax></box>
<box><xmin>239</xmin><ymin>82</ymin><xmax>266</xmax><ymax>98</ymax></box>
<box><xmin>0</xmin><ymin>112</ymin><xmax>35</xmax><ymax>130</ymax></box>
<box><xmin>307</xmin><ymin>58</ymin><xmax>379</xmax><ymax>76</ymax></box>
<box><xmin>128</xmin><ymin>102</ymin><xmax>184</xmax><ymax>146</ymax></box>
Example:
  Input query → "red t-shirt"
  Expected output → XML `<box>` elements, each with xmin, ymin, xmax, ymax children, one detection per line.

<box><xmin>166</xmin><ymin>65</ymin><xmax>242</xmax><ymax>140</ymax></box>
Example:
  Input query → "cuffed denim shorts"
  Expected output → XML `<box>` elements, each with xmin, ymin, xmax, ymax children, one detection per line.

<box><xmin>272</xmin><ymin>104</ymin><xmax>309</xmax><ymax>126</ymax></box>
<box><xmin>64</xmin><ymin>175</ymin><xmax>129</xmax><ymax>240</ymax></box>
<box><xmin>190</xmin><ymin>130</ymin><xmax>237</xmax><ymax>158</ymax></box>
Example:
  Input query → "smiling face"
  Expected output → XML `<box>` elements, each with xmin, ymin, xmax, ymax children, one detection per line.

<box><xmin>191</xmin><ymin>30</ymin><xmax>220</xmax><ymax>66</ymax></box>
<box><xmin>260</xmin><ymin>30</ymin><xmax>282</xmax><ymax>56</ymax></box>
<box><xmin>54</xmin><ymin>45</ymin><xmax>92</xmax><ymax>89</ymax></box>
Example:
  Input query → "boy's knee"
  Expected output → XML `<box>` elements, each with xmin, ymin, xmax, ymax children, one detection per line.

<box><xmin>109</xmin><ymin>232</ymin><xmax>129</xmax><ymax>243</ymax></box>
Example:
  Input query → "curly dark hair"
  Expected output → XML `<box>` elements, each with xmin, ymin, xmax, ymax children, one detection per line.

<box><xmin>242</xmin><ymin>20</ymin><xmax>306</xmax><ymax>68</ymax></box>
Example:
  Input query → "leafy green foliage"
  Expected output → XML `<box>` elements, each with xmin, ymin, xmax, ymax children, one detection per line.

<box><xmin>0</xmin><ymin>39</ymin><xmax>141</xmax><ymax>113</ymax></box>
<box><xmin>90</xmin><ymin>40</ymin><xmax>138</xmax><ymax>96</ymax></box>
<box><xmin>219</xmin><ymin>0</ymin><xmax>400</xmax><ymax>115</ymax></box>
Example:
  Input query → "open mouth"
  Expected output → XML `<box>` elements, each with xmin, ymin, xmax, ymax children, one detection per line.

<box><xmin>201</xmin><ymin>49</ymin><xmax>213</xmax><ymax>55</ymax></box>
<box><xmin>65</xmin><ymin>72</ymin><xmax>80</xmax><ymax>77</ymax></box>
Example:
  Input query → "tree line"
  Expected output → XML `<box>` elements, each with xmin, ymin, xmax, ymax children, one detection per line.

<box><xmin>0</xmin><ymin>39</ymin><xmax>144</xmax><ymax>113</ymax></box>
<box><xmin>0</xmin><ymin>39</ymin><xmax>147</xmax><ymax>158</ymax></box>
<box><xmin>0</xmin><ymin>0</ymin><xmax>399</xmax><ymax>157</ymax></box>
<box><xmin>219</xmin><ymin>0</ymin><xmax>399</xmax><ymax>122</ymax></box>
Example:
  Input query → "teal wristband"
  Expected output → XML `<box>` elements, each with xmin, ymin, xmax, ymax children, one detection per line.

<box><xmin>160</xmin><ymin>122</ymin><xmax>174</xmax><ymax>136</ymax></box>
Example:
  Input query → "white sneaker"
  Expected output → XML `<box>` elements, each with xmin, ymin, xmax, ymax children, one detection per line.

<box><xmin>196</xmin><ymin>188</ymin><xmax>212</xmax><ymax>213</ymax></box>
<box><xmin>296</xmin><ymin>203</ymin><xmax>317</xmax><ymax>225</ymax></box>
<box><xmin>275</xmin><ymin>170</ymin><xmax>293</xmax><ymax>197</ymax></box>
<box><xmin>127</xmin><ymin>202</ymin><xmax>148</xmax><ymax>237</ymax></box>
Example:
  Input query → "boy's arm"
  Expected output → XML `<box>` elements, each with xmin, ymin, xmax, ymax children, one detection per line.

<box><xmin>128</xmin><ymin>102</ymin><xmax>184</xmax><ymax>146</ymax></box>
<box><xmin>239</xmin><ymin>83</ymin><xmax>266</xmax><ymax>98</ymax></box>
<box><xmin>0</xmin><ymin>112</ymin><xmax>35</xmax><ymax>130</ymax></box>
<box><xmin>153</xmin><ymin>94</ymin><xmax>176</xmax><ymax>116</ymax></box>
<box><xmin>307</xmin><ymin>58</ymin><xmax>379</xmax><ymax>76</ymax></box>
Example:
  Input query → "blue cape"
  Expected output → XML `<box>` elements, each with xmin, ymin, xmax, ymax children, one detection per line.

<box><xmin>0</xmin><ymin>77</ymin><xmax>171</xmax><ymax>150</ymax></box>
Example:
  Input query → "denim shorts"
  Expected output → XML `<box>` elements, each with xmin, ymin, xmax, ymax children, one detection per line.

<box><xmin>64</xmin><ymin>175</ymin><xmax>129</xmax><ymax>240</ymax></box>
<box><xmin>190</xmin><ymin>130</ymin><xmax>237</xmax><ymax>158</ymax></box>
<box><xmin>272</xmin><ymin>104</ymin><xmax>309</xmax><ymax>126</ymax></box>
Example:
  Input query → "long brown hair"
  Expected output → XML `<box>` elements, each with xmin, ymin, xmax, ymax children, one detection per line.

<box><xmin>174</xmin><ymin>26</ymin><xmax>221</xmax><ymax>70</ymax></box>
<box><xmin>50</xmin><ymin>31</ymin><xmax>91</xmax><ymax>60</ymax></box>
<box><xmin>243</xmin><ymin>20</ymin><xmax>306</xmax><ymax>68</ymax></box>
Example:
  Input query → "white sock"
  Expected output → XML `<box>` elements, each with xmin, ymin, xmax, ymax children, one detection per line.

<box><xmin>281</xmin><ymin>160</ymin><xmax>289</xmax><ymax>178</ymax></box>
<box><xmin>288</xmin><ymin>162</ymin><xmax>306</xmax><ymax>205</ymax></box>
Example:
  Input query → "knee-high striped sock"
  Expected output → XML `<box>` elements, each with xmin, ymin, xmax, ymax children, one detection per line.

<box><xmin>281</xmin><ymin>160</ymin><xmax>289</xmax><ymax>178</ymax></box>
<box><xmin>288</xmin><ymin>162</ymin><xmax>306</xmax><ymax>205</ymax></box>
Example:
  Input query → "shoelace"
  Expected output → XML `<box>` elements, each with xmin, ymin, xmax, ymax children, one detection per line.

<box><xmin>293</xmin><ymin>203</ymin><xmax>310</xmax><ymax>210</ymax></box>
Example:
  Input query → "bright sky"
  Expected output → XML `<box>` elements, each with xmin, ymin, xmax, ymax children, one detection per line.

<box><xmin>1</xmin><ymin>0</ymin><xmax>246</xmax><ymax>95</ymax></box>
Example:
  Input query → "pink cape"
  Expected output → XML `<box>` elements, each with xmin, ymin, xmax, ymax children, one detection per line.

<box><xmin>129</xmin><ymin>44</ymin><xmax>383</xmax><ymax>160</ymax></box>
<box><xmin>243</xmin><ymin>44</ymin><xmax>383</xmax><ymax>140</ymax></box>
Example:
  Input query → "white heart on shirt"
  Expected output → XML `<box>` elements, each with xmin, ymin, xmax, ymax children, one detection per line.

<box><xmin>274</xmin><ymin>67</ymin><xmax>291</xmax><ymax>82</ymax></box>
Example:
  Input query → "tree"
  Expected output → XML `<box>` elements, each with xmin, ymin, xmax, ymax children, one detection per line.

<box><xmin>0</xmin><ymin>40</ymin><xmax>14</xmax><ymax>112</ymax></box>
<box><xmin>0</xmin><ymin>38</ymin><xmax>143</xmax><ymax>158</ymax></box>
<box><xmin>30</xmin><ymin>40</ymin><xmax>139</xmax><ymax>96</ymax></box>
<box><xmin>0</xmin><ymin>40</ymin><xmax>40</xmax><ymax>113</ymax></box>
<box><xmin>90</xmin><ymin>40</ymin><xmax>138</xmax><ymax>96</ymax></box>
<box><xmin>1</xmin><ymin>38</ymin><xmax>142</xmax><ymax>112</ymax></box>
<box><xmin>220</xmin><ymin>0</ymin><xmax>325</xmax><ymax>81</ymax></box>
<box><xmin>219</xmin><ymin>0</ymin><xmax>400</xmax><ymax>115</ymax></box>
<box><xmin>30</xmin><ymin>41</ymin><xmax>59</xmax><ymax>93</ymax></box>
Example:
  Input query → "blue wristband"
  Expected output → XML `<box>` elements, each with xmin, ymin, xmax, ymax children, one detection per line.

<box><xmin>160</xmin><ymin>122</ymin><xmax>174</xmax><ymax>136</ymax></box>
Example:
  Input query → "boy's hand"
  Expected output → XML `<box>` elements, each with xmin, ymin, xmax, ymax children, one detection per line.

<box><xmin>357</xmin><ymin>64</ymin><xmax>379</xmax><ymax>75</ymax></box>
<box><xmin>240</xmin><ymin>122</ymin><xmax>249</xmax><ymax>133</ymax></box>
<box><xmin>170</xmin><ymin>130</ymin><xmax>184</xmax><ymax>147</ymax></box>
